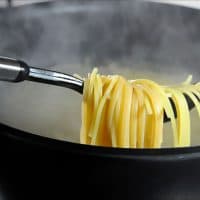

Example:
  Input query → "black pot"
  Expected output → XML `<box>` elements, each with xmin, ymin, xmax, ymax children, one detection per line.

<box><xmin>0</xmin><ymin>1</ymin><xmax>200</xmax><ymax>199</ymax></box>
<box><xmin>1</xmin><ymin>123</ymin><xmax>200</xmax><ymax>200</ymax></box>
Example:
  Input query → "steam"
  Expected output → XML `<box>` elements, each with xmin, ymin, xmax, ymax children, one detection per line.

<box><xmin>0</xmin><ymin>0</ymin><xmax>199</xmax><ymax>144</ymax></box>
<box><xmin>148</xmin><ymin>0</ymin><xmax>200</xmax><ymax>10</ymax></box>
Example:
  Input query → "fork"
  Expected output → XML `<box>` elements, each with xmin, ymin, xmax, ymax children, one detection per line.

<box><xmin>0</xmin><ymin>56</ymin><xmax>198</xmax><ymax>123</ymax></box>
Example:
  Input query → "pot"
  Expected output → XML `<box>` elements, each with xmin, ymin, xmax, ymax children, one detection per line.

<box><xmin>0</xmin><ymin>1</ymin><xmax>200</xmax><ymax>199</ymax></box>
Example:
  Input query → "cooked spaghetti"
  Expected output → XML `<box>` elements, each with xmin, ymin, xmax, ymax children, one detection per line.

<box><xmin>80</xmin><ymin>68</ymin><xmax>200</xmax><ymax>148</ymax></box>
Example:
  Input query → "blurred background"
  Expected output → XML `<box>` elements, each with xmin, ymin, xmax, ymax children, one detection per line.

<box><xmin>0</xmin><ymin>0</ymin><xmax>54</xmax><ymax>7</ymax></box>
<box><xmin>2</xmin><ymin>0</ymin><xmax>200</xmax><ymax>8</ymax></box>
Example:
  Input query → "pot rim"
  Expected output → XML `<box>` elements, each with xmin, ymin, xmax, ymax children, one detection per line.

<box><xmin>1</xmin><ymin>122</ymin><xmax>200</xmax><ymax>161</ymax></box>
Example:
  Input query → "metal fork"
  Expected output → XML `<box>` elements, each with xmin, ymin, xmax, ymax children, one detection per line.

<box><xmin>0</xmin><ymin>56</ymin><xmax>198</xmax><ymax>123</ymax></box>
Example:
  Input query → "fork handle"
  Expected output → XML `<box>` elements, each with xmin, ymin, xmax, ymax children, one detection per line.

<box><xmin>0</xmin><ymin>56</ymin><xmax>83</xmax><ymax>93</ymax></box>
<box><xmin>0</xmin><ymin>57</ymin><xmax>29</xmax><ymax>82</ymax></box>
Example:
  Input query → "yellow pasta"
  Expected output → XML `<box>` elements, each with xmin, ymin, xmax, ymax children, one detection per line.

<box><xmin>80</xmin><ymin>69</ymin><xmax>200</xmax><ymax>148</ymax></box>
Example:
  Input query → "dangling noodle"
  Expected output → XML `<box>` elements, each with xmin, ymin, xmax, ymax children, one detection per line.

<box><xmin>80</xmin><ymin>68</ymin><xmax>200</xmax><ymax>148</ymax></box>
